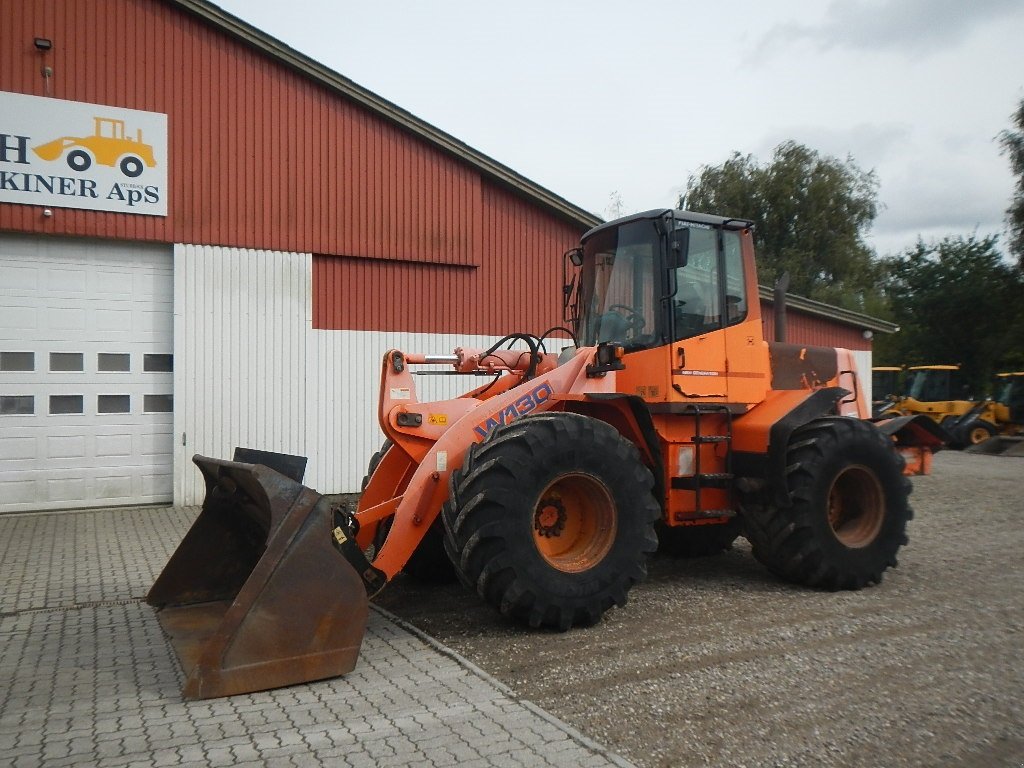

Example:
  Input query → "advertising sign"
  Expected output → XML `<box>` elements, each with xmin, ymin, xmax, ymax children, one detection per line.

<box><xmin>0</xmin><ymin>91</ymin><xmax>168</xmax><ymax>216</ymax></box>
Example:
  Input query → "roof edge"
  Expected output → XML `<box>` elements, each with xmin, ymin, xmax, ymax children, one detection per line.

<box><xmin>758</xmin><ymin>285</ymin><xmax>899</xmax><ymax>334</ymax></box>
<box><xmin>167</xmin><ymin>0</ymin><xmax>603</xmax><ymax>230</ymax></box>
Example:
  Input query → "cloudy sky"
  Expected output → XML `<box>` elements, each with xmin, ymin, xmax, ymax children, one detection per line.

<box><xmin>213</xmin><ymin>0</ymin><xmax>1023</xmax><ymax>257</ymax></box>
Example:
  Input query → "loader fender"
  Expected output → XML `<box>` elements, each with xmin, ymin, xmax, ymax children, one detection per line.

<box><xmin>732</xmin><ymin>387</ymin><xmax>849</xmax><ymax>505</ymax></box>
<box><xmin>576</xmin><ymin>392</ymin><xmax>665</xmax><ymax>501</ymax></box>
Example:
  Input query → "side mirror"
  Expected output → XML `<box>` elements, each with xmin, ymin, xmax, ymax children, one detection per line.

<box><xmin>562</xmin><ymin>274</ymin><xmax>576</xmax><ymax>309</ymax></box>
<box><xmin>667</xmin><ymin>229</ymin><xmax>689</xmax><ymax>270</ymax></box>
<box><xmin>562</xmin><ymin>248</ymin><xmax>582</xmax><ymax>322</ymax></box>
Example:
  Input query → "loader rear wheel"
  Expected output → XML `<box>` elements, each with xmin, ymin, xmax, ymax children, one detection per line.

<box><xmin>742</xmin><ymin>417</ymin><xmax>912</xmax><ymax>590</ymax></box>
<box><xmin>442</xmin><ymin>412</ymin><xmax>660</xmax><ymax>630</ymax></box>
<box><xmin>657</xmin><ymin>518</ymin><xmax>742</xmax><ymax>558</ymax></box>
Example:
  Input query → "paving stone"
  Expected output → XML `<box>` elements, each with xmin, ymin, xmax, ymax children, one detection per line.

<box><xmin>0</xmin><ymin>506</ymin><xmax>632</xmax><ymax>768</ymax></box>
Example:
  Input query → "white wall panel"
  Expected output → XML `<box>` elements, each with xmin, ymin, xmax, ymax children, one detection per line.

<box><xmin>174</xmin><ymin>244</ymin><xmax>509</xmax><ymax>504</ymax></box>
<box><xmin>305</xmin><ymin>329</ymin><xmax>508</xmax><ymax>495</ymax></box>
<box><xmin>852</xmin><ymin>350</ymin><xmax>873</xmax><ymax>412</ymax></box>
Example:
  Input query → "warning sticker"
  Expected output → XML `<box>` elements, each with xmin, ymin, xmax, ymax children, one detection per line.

<box><xmin>428</xmin><ymin>414</ymin><xmax>448</xmax><ymax>426</ymax></box>
<box><xmin>390</xmin><ymin>388</ymin><xmax>411</xmax><ymax>400</ymax></box>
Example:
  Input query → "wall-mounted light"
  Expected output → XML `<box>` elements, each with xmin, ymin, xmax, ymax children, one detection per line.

<box><xmin>863</xmin><ymin>330</ymin><xmax>874</xmax><ymax>340</ymax></box>
<box><xmin>34</xmin><ymin>37</ymin><xmax>54</xmax><ymax>95</ymax></box>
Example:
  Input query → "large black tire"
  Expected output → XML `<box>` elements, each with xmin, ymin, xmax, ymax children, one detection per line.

<box><xmin>657</xmin><ymin>518</ymin><xmax>743</xmax><ymax>558</ymax></box>
<box><xmin>360</xmin><ymin>439</ymin><xmax>455</xmax><ymax>582</ymax></box>
<box><xmin>742</xmin><ymin>417</ymin><xmax>912</xmax><ymax>590</ymax></box>
<box><xmin>360</xmin><ymin>439</ymin><xmax>392</xmax><ymax>492</ymax></box>
<box><xmin>441</xmin><ymin>412</ymin><xmax>660</xmax><ymax>630</ymax></box>
<box><xmin>956</xmin><ymin>418</ymin><xmax>997</xmax><ymax>448</ymax></box>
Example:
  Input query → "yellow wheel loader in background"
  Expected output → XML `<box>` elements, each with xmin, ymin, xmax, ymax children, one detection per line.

<box><xmin>871</xmin><ymin>365</ymin><xmax>903</xmax><ymax>417</ymax></box>
<box><xmin>148</xmin><ymin>209</ymin><xmax>944</xmax><ymax>700</ymax></box>
<box><xmin>953</xmin><ymin>372</ymin><xmax>1024</xmax><ymax>454</ymax></box>
<box><xmin>879</xmin><ymin>364</ymin><xmax>975</xmax><ymax>443</ymax></box>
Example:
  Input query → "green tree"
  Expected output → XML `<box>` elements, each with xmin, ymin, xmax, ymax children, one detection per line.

<box><xmin>999</xmin><ymin>97</ymin><xmax>1024</xmax><ymax>266</ymax></box>
<box><xmin>876</xmin><ymin>234</ymin><xmax>1024</xmax><ymax>396</ymax></box>
<box><xmin>679</xmin><ymin>142</ymin><xmax>881</xmax><ymax>308</ymax></box>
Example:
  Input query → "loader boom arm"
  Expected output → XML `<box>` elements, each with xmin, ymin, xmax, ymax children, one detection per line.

<box><xmin>357</xmin><ymin>345</ymin><xmax>613</xmax><ymax>580</ymax></box>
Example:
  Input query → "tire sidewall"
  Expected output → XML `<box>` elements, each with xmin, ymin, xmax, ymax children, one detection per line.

<box><xmin>798</xmin><ymin>424</ymin><xmax>908</xmax><ymax>574</ymax></box>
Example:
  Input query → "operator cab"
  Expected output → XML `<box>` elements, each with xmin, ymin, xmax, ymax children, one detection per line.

<box><xmin>996</xmin><ymin>373</ymin><xmax>1024</xmax><ymax>422</ymax></box>
<box><xmin>903</xmin><ymin>366</ymin><xmax>965</xmax><ymax>402</ymax></box>
<box><xmin>569</xmin><ymin>209</ymin><xmax>752</xmax><ymax>352</ymax></box>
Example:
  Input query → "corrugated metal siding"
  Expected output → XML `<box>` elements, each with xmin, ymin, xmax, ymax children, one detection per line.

<box><xmin>174</xmin><ymin>243</ymin><xmax>506</xmax><ymax>503</ymax></box>
<box><xmin>1</xmin><ymin>0</ymin><xmax>502</xmax><ymax>266</ymax></box>
<box><xmin>852</xmin><ymin>349</ymin><xmax>873</xmax><ymax>407</ymax></box>
<box><xmin>307</xmin><ymin>328</ymin><xmax>510</xmax><ymax>496</ymax></box>
<box><xmin>172</xmin><ymin>245</ymin><xmax>310</xmax><ymax>504</ymax></box>
<box><xmin>313</xmin><ymin>183</ymin><xmax>582</xmax><ymax>334</ymax></box>
<box><xmin>760</xmin><ymin>300</ymin><xmax>872</xmax><ymax>351</ymax></box>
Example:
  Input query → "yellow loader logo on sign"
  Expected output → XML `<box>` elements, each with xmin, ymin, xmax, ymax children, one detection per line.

<box><xmin>33</xmin><ymin>116</ymin><xmax>157</xmax><ymax>178</ymax></box>
<box><xmin>0</xmin><ymin>90</ymin><xmax>167</xmax><ymax>216</ymax></box>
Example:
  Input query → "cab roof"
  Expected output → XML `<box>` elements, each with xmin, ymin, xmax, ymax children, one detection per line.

<box><xmin>581</xmin><ymin>209</ymin><xmax>754</xmax><ymax>242</ymax></box>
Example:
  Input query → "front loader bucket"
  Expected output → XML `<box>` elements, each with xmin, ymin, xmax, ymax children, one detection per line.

<box><xmin>31</xmin><ymin>137</ymin><xmax>67</xmax><ymax>161</ymax></box>
<box><xmin>965</xmin><ymin>436</ymin><xmax>1024</xmax><ymax>456</ymax></box>
<box><xmin>874</xmin><ymin>414</ymin><xmax>948</xmax><ymax>475</ymax></box>
<box><xmin>147</xmin><ymin>451</ymin><xmax>368</xmax><ymax>700</ymax></box>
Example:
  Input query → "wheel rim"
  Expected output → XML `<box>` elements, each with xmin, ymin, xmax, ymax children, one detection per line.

<box><xmin>826</xmin><ymin>465</ymin><xmax>885</xmax><ymax>548</ymax></box>
<box><xmin>969</xmin><ymin>426</ymin><xmax>990</xmax><ymax>444</ymax></box>
<box><xmin>533</xmin><ymin>473</ymin><xmax>617</xmax><ymax>573</ymax></box>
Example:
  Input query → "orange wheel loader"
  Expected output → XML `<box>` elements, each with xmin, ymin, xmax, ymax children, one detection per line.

<box><xmin>148</xmin><ymin>209</ymin><xmax>943</xmax><ymax>699</ymax></box>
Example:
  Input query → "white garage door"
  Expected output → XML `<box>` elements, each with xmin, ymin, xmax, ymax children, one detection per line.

<box><xmin>0</xmin><ymin>235</ymin><xmax>174</xmax><ymax>513</ymax></box>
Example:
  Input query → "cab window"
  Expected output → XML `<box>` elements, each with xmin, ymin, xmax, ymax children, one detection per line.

<box><xmin>672</xmin><ymin>226</ymin><xmax>719</xmax><ymax>340</ymax></box>
<box><xmin>723</xmin><ymin>230</ymin><xmax>747</xmax><ymax>326</ymax></box>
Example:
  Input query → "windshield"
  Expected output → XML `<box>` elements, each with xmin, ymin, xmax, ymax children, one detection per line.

<box><xmin>997</xmin><ymin>378</ymin><xmax>1023</xmax><ymax>405</ymax></box>
<box><xmin>576</xmin><ymin>220</ymin><xmax>660</xmax><ymax>348</ymax></box>
<box><xmin>872</xmin><ymin>370</ymin><xmax>899</xmax><ymax>399</ymax></box>
<box><xmin>906</xmin><ymin>370</ymin><xmax>950</xmax><ymax>401</ymax></box>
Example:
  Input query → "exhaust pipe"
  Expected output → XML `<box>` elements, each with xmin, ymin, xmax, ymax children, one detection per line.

<box><xmin>773</xmin><ymin>271</ymin><xmax>790</xmax><ymax>343</ymax></box>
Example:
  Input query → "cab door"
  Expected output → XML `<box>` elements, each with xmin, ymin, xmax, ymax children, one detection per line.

<box><xmin>721</xmin><ymin>228</ymin><xmax>770</xmax><ymax>405</ymax></box>
<box><xmin>669</xmin><ymin>227</ymin><xmax>728</xmax><ymax>402</ymax></box>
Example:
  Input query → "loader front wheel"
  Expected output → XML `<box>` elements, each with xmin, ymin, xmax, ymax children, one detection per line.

<box><xmin>442</xmin><ymin>412</ymin><xmax>660</xmax><ymax>630</ymax></box>
<box><xmin>961</xmin><ymin>420</ymin><xmax>996</xmax><ymax>446</ymax></box>
<box><xmin>742</xmin><ymin>417</ymin><xmax>911</xmax><ymax>590</ymax></box>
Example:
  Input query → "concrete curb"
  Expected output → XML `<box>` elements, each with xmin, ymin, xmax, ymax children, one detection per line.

<box><xmin>371</xmin><ymin>604</ymin><xmax>637</xmax><ymax>768</ymax></box>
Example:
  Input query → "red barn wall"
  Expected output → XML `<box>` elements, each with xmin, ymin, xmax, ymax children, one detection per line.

<box><xmin>1</xmin><ymin>0</ymin><xmax>584</xmax><ymax>334</ymax></box>
<box><xmin>760</xmin><ymin>301</ymin><xmax>872</xmax><ymax>351</ymax></box>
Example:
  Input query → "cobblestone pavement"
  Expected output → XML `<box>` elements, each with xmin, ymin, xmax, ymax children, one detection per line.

<box><xmin>0</xmin><ymin>507</ymin><xmax>633</xmax><ymax>768</ymax></box>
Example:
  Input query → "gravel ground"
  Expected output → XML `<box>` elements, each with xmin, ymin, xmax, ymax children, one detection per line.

<box><xmin>375</xmin><ymin>450</ymin><xmax>1024</xmax><ymax>767</ymax></box>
